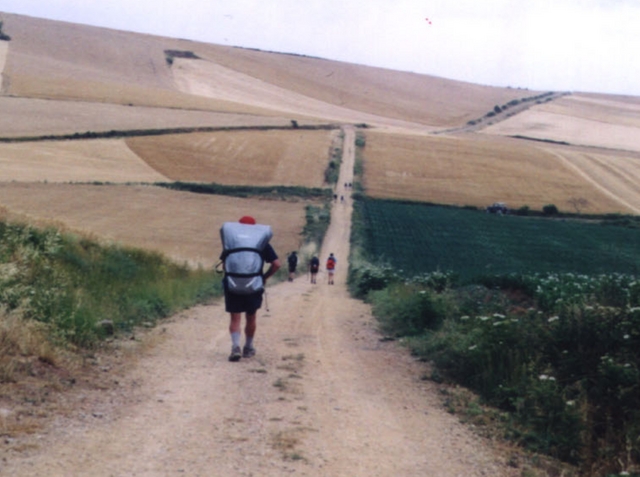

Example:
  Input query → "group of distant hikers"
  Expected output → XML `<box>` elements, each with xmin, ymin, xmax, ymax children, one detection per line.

<box><xmin>217</xmin><ymin>215</ymin><xmax>338</xmax><ymax>362</ymax></box>
<box><xmin>286</xmin><ymin>251</ymin><xmax>336</xmax><ymax>285</ymax></box>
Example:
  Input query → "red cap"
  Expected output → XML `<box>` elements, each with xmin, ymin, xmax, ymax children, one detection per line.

<box><xmin>239</xmin><ymin>216</ymin><xmax>256</xmax><ymax>225</ymax></box>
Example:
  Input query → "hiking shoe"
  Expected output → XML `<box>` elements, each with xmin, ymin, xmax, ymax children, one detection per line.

<box><xmin>229</xmin><ymin>346</ymin><xmax>242</xmax><ymax>362</ymax></box>
<box><xmin>242</xmin><ymin>346</ymin><xmax>256</xmax><ymax>358</ymax></box>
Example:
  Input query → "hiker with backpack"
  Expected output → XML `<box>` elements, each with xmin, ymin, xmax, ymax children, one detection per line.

<box><xmin>309</xmin><ymin>255</ymin><xmax>320</xmax><ymax>284</ymax></box>
<box><xmin>219</xmin><ymin>216</ymin><xmax>281</xmax><ymax>362</ymax></box>
<box><xmin>287</xmin><ymin>251</ymin><xmax>298</xmax><ymax>281</ymax></box>
<box><xmin>326</xmin><ymin>253</ymin><xmax>336</xmax><ymax>285</ymax></box>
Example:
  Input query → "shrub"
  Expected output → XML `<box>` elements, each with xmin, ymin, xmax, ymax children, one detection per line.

<box><xmin>0</xmin><ymin>21</ymin><xmax>10</xmax><ymax>41</ymax></box>
<box><xmin>369</xmin><ymin>283</ymin><xmax>453</xmax><ymax>337</ymax></box>
<box><xmin>543</xmin><ymin>204</ymin><xmax>559</xmax><ymax>215</ymax></box>
<box><xmin>348</xmin><ymin>259</ymin><xmax>397</xmax><ymax>298</ymax></box>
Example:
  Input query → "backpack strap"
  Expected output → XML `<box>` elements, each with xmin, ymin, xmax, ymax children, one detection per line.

<box><xmin>220</xmin><ymin>247</ymin><xmax>262</xmax><ymax>261</ymax></box>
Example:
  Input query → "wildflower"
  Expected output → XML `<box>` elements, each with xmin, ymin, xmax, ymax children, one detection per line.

<box><xmin>479</xmin><ymin>316</ymin><xmax>489</xmax><ymax>321</ymax></box>
<box><xmin>460</xmin><ymin>315</ymin><xmax>469</xmax><ymax>321</ymax></box>
<box><xmin>539</xmin><ymin>374</ymin><xmax>549</xmax><ymax>381</ymax></box>
<box><xmin>468</xmin><ymin>345</ymin><xmax>477</xmax><ymax>351</ymax></box>
<box><xmin>624</xmin><ymin>334</ymin><xmax>630</xmax><ymax>340</ymax></box>
<box><xmin>493</xmin><ymin>313</ymin><xmax>506</xmax><ymax>319</ymax></box>
<box><xmin>548</xmin><ymin>316</ymin><xmax>560</xmax><ymax>323</ymax></box>
<box><xmin>566</xmin><ymin>400</ymin><xmax>575</xmax><ymax>407</ymax></box>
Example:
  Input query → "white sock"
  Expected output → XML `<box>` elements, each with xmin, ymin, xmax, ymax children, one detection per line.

<box><xmin>231</xmin><ymin>332</ymin><xmax>241</xmax><ymax>348</ymax></box>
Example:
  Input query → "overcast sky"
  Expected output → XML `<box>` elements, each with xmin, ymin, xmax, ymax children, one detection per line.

<box><xmin>0</xmin><ymin>0</ymin><xmax>638</xmax><ymax>96</ymax></box>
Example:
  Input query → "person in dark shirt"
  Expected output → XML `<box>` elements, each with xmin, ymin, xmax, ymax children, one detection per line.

<box><xmin>220</xmin><ymin>216</ymin><xmax>280</xmax><ymax>362</ymax></box>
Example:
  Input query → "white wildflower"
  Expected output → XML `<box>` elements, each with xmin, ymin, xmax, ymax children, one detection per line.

<box><xmin>548</xmin><ymin>316</ymin><xmax>560</xmax><ymax>323</ymax></box>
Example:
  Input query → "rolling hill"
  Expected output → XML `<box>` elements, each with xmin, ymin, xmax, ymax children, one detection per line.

<box><xmin>1</xmin><ymin>11</ymin><xmax>640</xmax><ymax>264</ymax></box>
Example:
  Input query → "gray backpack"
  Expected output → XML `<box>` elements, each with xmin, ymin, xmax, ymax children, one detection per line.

<box><xmin>220</xmin><ymin>222</ymin><xmax>273</xmax><ymax>295</ymax></box>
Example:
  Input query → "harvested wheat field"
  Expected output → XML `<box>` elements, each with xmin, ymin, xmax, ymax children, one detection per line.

<box><xmin>361</xmin><ymin>131</ymin><xmax>632</xmax><ymax>214</ymax></box>
<box><xmin>483</xmin><ymin>94</ymin><xmax>640</xmax><ymax>153</ymax></box>
<box><xmin>0</xmin><ymin>139</ymin><xmax>168</xmax><ymax>183</ymax></box>
<box><xmin>172</xmin><ymin>56</ymin><xmax>464</xmax><ymax>130</ymax></box>
<box><xmin>0</xmin><ymin>39</ymin><xmax>7</xmax><ymax>90</ymax></box>
<box><xmin>0</xmin><ymin>97</ymin><xmax>298</xmax><ymax>138</ymax></box>
<box><xmin>127</xmin><ymin>129</ymin><xmax>338</xmax><ymax>186</ymax></box>
<box><xmin>539</xmin><ymin>146</ymin><xmax>640</xmax><ymax>214</ymax></box>
<box><xmin>183</xmin><ymin>41</ymin><xmax>531</xmax><ymax>129</ymax></box>
<box><xmin>0</xmin><ymin>183</ymin><xmax>308</xmax><ymax>268</ymax></box>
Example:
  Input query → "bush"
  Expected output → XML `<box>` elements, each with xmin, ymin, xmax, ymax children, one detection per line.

<box><xmin>348</xmin><ymin>259</ymin><xmax>396</xmax><ymax>298</ymax></box>
<box><xmin>369</xmin><ymin>283</ymin><xmax>453</xmax><ymax>337</ymax></box>
<box><xmin>543</xmin><ymin>204</ymin><xmax>559</xmax><ymax>216</ymax></box>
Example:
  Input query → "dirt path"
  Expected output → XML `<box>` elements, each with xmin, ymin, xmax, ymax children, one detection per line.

<box><xmin>2</xmin><ymin>127</ymin><xmax>514</xmax><ymax>477</ymax></box>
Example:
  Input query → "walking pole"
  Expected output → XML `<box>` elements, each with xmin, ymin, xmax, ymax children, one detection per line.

<box><xmin>264</xmin><ymin>288</ymin><xmax>270</xmax><ymax>312</ymax></box>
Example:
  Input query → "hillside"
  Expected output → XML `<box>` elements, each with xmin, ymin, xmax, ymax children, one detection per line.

<box><xmin>1</xmin><ymin>11</ymin><xmax>639</xmax><ymax>225</ymax></box>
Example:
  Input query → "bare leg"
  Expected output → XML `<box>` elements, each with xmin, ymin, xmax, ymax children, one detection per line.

<box><xmin>245</xmin><ymin>313</ymin><xmax>257</xmax><ymax>340</ymax></box>
<box><xmin>229</xmin><ymin>312</ymin><xmax>242</xmax><ymax>334</ymax></box>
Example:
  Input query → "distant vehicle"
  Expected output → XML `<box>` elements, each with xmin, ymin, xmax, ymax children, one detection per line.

<box><xmin>486</xmin><ymin>202</ymin><xmax>509</xmax><ymax>214</ymax></box>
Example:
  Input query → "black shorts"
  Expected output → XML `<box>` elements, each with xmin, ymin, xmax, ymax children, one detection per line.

<box><xmin>223</xmin><ymin>281</ymin><xmax>263</xmax><ymax>314</ymax></box>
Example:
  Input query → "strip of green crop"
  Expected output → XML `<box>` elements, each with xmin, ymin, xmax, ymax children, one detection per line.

<box><xmin>356</xmin><ymin>198</ymin><xmax>640</xmax><ymax>281</ymax></box>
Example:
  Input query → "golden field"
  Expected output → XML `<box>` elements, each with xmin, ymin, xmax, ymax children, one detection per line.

<box><xmin>1</xmin><ymin>12</ymin><xmax>640</xmax><ymax>263</ymax></box>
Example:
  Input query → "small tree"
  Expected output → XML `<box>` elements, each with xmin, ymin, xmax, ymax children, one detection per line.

<box><xmin>543</xmin><ymin>204</ymin><xmax>559</xmax><ymax>216</ymax></box>
<box><xmin>568</xmin><ymin>197</ymin><xmax>589</xmax><ymax>214</ymax></box>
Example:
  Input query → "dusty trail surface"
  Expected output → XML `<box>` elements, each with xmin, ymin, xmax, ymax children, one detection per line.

<box><xmin>3</xmin><ymin>128</ymin><xmax>513</xmax><ymax>477</ymax></box>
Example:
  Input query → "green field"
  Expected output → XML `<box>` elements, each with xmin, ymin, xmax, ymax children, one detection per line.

<box><xmin>356</xmin><ymin>199</ymin><xmax>640</xmax><ymax>281</ymax></box>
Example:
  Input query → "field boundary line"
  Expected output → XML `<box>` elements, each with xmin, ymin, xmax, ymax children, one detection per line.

<box><xmin>0</xmin><ymin>123</ymin><xmax>368</xmax><ymax>143</ymax></box>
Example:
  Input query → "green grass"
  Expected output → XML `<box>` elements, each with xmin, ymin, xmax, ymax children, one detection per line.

<box><xmin>355</xmin><ymin>198</ymin><xmax>640</xmax><ymax>281</ymax></box>
<box><xmin>0</xmin><ymin>221</ymin><xmax>221</xmax><ymax>349</ymax></box>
